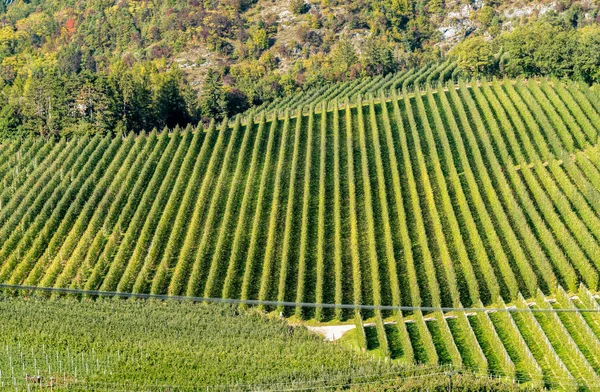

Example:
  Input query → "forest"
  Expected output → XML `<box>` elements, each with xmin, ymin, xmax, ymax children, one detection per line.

<box><xmin>0</xmin><ymin>0</ymin><xmax>599</xmax><ymax>138</ymax></box>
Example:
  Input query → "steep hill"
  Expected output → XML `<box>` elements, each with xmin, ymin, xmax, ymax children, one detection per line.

<box><xmin>4</xmin><ymin>76</ymin><xmax>600</xmax><ymax>388</ymax></box>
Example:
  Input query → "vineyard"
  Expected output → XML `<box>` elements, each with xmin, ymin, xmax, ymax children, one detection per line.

<box><xmin>4</xmin><ymin>76</ymin><xmax>600</xmax><ymax>388</ymax></box>
<box><xmin>0</xmin><ymin>297</ymin><xmax>423</xmax><ymax>391</ymax></box>
<box><xmin>245</xmin><ymin>60</ymin><xmax>458</xmax><ymax>118</ymax></box>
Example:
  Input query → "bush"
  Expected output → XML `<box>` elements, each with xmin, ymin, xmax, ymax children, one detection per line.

<box><xmin>290</xmin><ymin>0</ymin><xmax>309</xmax><ymax>15</ymax></box>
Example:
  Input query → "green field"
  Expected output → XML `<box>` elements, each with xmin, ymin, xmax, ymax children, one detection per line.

<box><xmin>0</xmin><ymin>296</ymin><xmax>528</xmax><ymax>391</ymax></box>
<box><xmin>0</xmin><ymin>297</ymin><xmax>409</xmax><ymax>390</ymax></box>
<box><xmin>4</xmin><ymin>77</ymin><xmax>600</xmax><ymax>389</ymax></box>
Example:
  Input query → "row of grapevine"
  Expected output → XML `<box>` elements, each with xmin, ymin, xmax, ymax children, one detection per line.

<box><xmin>472</xmin><ymin>300</ymin><xmax>515</xmax><ymax>378</ymax></box>
<box><xmin>355</xmin><ymin>96</ymin><xmax>388</xmax><ymax>349</ymax></box>
<box><xmin>205</xmin><ymin>116</ymin><xmax>265</xmax><ymax>299</ymax></box>
<box><xmin>242</xmin><ymin>112</ymin><xmax>290</xmax><ymax>305</ymax></box>
<box><xmin>499</xmin><ymin>80</ymin><xmax>552</xmax><ymax>161</ymax></box>
<box><xmin>533</xmin><ymin>290</ymin><xmax>599</xmax><ymax>386</ymax></box>
<box><xmin>292</xmin><ymin>106</ymin><xmax>315</xmax><ymax>317</ymax></box>
<box><xmin>378</xmin><ymin>92</ymin><xmax>421</xmax><ymax>309</ymax></box>
<box><xmin>451</xmin><ymin>307</ymin><xmax>487</xmax><ymax>372</ymax></box>
<box><xmin>423</xmin><ymin>86</ymin><xmax>500</xmax><ymax>303</ymax></box>
<box><xmin>0</xmin><ymin>137</ymin><xmax>34</xmax><ymax>184</ymax></box>
<box><xmin>0</xmin><ymin>136</ymin><xmax>104</xmax><ymax>282</ymax></box>
<box><xmin>54</xmin><ymin>135</ymin><xmax>148</xmax><ymax>291</ymax></box>
<box><xmin>221</xmin><ymin>115</ymin><xmax>275</xmax><ymax>300</ymax></box>
<box><xmin>452</xmin><ymin>81</ymin><xmax>540</xmax><ymax>296</ymax></box>
<box><xmin>135</xmin><ymin>125</ymin><xmax>205</xmax><ymax>294</ymax></box>
<box><xmin>475</xmin><ymin>78</ymin><xmax>600</xmax><ymax>292</ymax></box>
<box><xmin>331</xmin><ymin>100</ymin><xmax>344</xmax><ymax>319</ymax></box>
<box><xmin>121</xmin><ymin>128</ymin><xmax>191</xmax><ymax>294</ymax></box>
<box><xmin>0</xmin><ymin>138</ymin><xmax>70</xmax><ymax>254</ymax></box>
<box><xmin>274</xmin><ymin>109</ymin><xmax>302</xmax><ymax>313</ymax></box>
<box><xmin>467</xmin><ymin>82</ymin><xmax>561</xmax><ymax>294</ymax></box>
<box><xmin>25</xmin><ymin>136</ymin><xmax>124</xmax><ymax>286</ymax></box>
<box><xmin>150</xmin><ymin>122</ymin><xmax>214</xmax><ymax>295</ymax></box>
<box><xmin>544</xmin><ymin>163</ymin><xmax>600</xmax><ymax>257</ymax></box>
<box><xmin>314</xmin><ymin>102</ymin><xmax>328</xmax><ymax>320</ymax></box>
<box><xmin>0</xmin><ymin>137</ymin><xmax>27</xmax><ymax>180</ymax></box>
<box><xmin>396</xmin><ymin>90</ymin><xmax>442</xmax><ymax>308</ymax></box>
<box><xmin>99</xmin><ymin>129</ymin><xmax>183</xmax><ymax>292</ymax></box>
<box><xmin>515</xmin><ymin>80</ymin><xmax>571</xmax><ymax>155</ymax></box>
<box><xmin>511</xmin><ymin>295</ymin><xmax>577</xmax><ymax>390</ymax></box>
<box><xmin>344</xmin><ymin>102</ymin><xmax>362</xmax><ymax>309</ymax></box>
<box><xmin>82</xmin><ymin>131</ymin><xmax>164</xmax><ymax>291</ymax></box>
<box><xmin>414</xmin><ymin>89</ymin><xmax>480</xmax><ymax>305</ymax></box>
<box><xmin>168</xmin><ymin>121</ymin><xmax>228</xmax><ymax>296</ymax></box>
<box><xmin>490</xmin><ymin>79</ymin><xmax>597</xmax><ymax>288</ymax></box>
<box><xmin>433</xmin><ymin>83</ymin><xmax>520</xmax><ymax>299</ymax></box>
<box><xmin>186</xmin><ymin>118</ymin><xmax>247</xmax><ymax>298</ymax></box>
<box><xmin>410</xmin><ymin>89</ymin><xmax>464</xmax><ymax>306</ymax></box>
<box><xmin>37</xmin><ymin>135</ymin><xmax>137</xmax><ymax>288</ymax></box>
<box><xmin>0</xmin><ymin>138</ymin><xmax>52</xmax><ymax>207</ymax></box>
<box><xmin>490</xmin><ymin>297</ymin><xmax>544</xmax><ymax>385</ymax></box>
<box><xmin>370</xmin><ymin>289</ymin><xmax>600</xmax><ymax>389</ymax></box>
<box><xmin>554</xmin><ymin>286</ymin><xmax>600</xmax><ymax>372</ymax></box>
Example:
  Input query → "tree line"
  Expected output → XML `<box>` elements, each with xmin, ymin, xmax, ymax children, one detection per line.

<box><xmin>452</xmin><ymin>10</ymin><xmax>600</xmax><ymax>83</ymax></box>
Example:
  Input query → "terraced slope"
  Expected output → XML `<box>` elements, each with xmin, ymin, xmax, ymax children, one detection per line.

<box><xmin>3</xmin><ymin>77</ymin><xmax>600</xmax><ymax>389</ymax></box>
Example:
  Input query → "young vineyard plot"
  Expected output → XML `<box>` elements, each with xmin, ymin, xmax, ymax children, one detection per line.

<box><xmin>243</xmin><ymin>60</ymin><xmax>457</xmax><ymax>122</ymax></box>
<box><xmin>4</xmin><ymin>78</ymin><xmax>600</xmax><ymax>388</ymax></box>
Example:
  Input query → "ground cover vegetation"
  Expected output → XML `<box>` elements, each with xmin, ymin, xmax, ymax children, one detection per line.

<box><xmin>3</xmin><ymin>296</ymin><xmax>512</xmax><ymax>391</ymax></box>
<box><xmin>4</xmin><ymin>75</ymin><xmax>600</xmax><ymax>388</ymax></box>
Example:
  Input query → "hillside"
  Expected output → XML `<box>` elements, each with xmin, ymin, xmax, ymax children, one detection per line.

<box><xmin>5</xmin><ymin>0</ymin><xmax>600</xmax><ymax>390</ymax></box>
<box><xmin>2</xmin><ymin>78</ymin><xmax>600</xmax><ymax>304</ymax></box>
<box><xmin>0</xmin><ymin>0</ymin><xmax>599</xmax><ymax>137</ymax></box>
<box><xmin>4</xmin><ymin>76</ymin><xmax>600</xmax><ymax>388</ymax></box>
